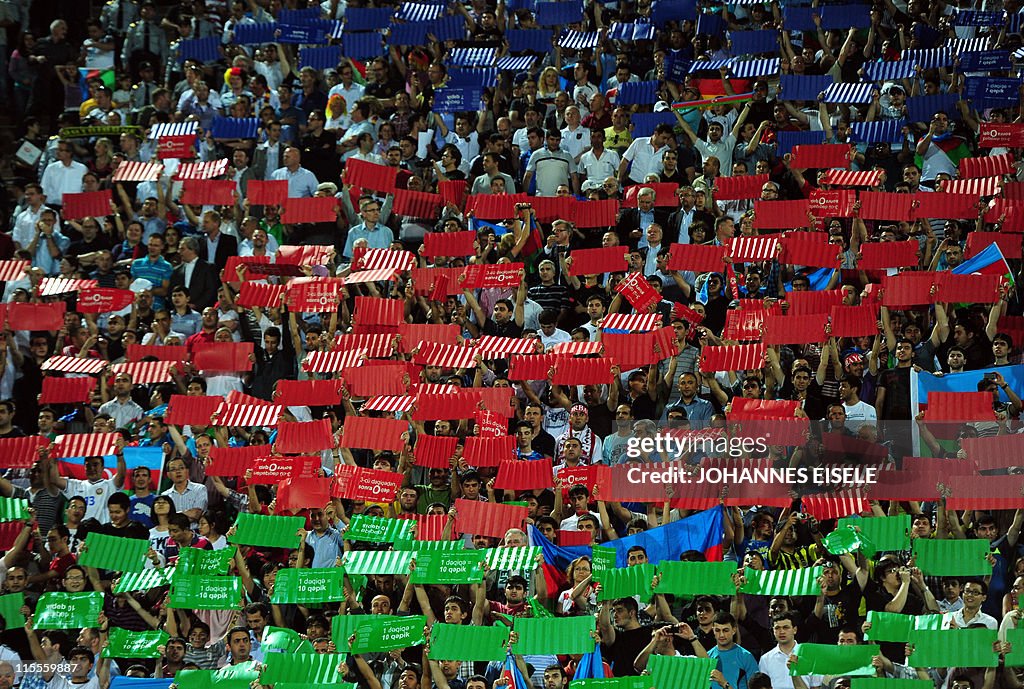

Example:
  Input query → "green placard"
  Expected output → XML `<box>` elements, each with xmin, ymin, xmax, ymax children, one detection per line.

<box><xmin>344</xmin><ymin>515</ymin><xmax>414</xmax><ymax>543</ymax></box>
<box><xmin>512</xmin><ymin>617</ymin><xmax>595</xmax><ymax>655</ymax></box>
<box><xmin>262</xmin><ymin>626</ymin><xmax>314</xmax><ymax>654</ymax></box>
<box><xmin>0</xmin><ymin>593</ymin><xmax>25</xmax><ymax>628</ymax></box>
<box><xmin>864</xmin><ymin>611</ymin><xmax>915</xmax><ymax>642</ymax></box>
<box><xmin>837</xmin><ymin>516</ymin><xmax>911</xmax><ymax>554</ymax></box>
<box><xmin>410</xmin><ymin>550</ymin><xmax>485</xmax><ymax>584</ymax></box>
<box><xmin>483</xmin><ymin>546</ymin><xmax>542</xmax><ymax>571</ymax></box>
<box><xmin>649</xmin><ymin>654</ymin><xmax>716</xmax><ymax>689</ymax></box>
<box><xmin>277</xmin><ymin>684</ymin><xmax>357</xmax><ymax>689</ymax></box>
<box><xmin>1005</xmin><ymin>628</ymin><xmax>1024</xmax><ymax>667</ymax></box>
<box><xmin>103</xmin><ymin>628</ymin><xmax>169</xmax><ymax>658</ymax></box>
<box><xmin>114</xmin><ymin>567</ymin><xmax>174</xmax><ymax>593</ymax></box>
<box><xmin>656</xmin><ymin>561</ymin><xmax>737</xmax><ymax>596</ymax></box>
<box><xmin>34</xmin><ymin>592</ymin><xmax>103</xmax><ymax>629</ymax></box>
<box><xmin>330</xmin><ymin>614</ymin><xmax>361</xmax><ymax>652</ymax></box>
<box><xmin>350</xmin><ymin>615</ymin><xmax>427</xmax><ymax>653</ymax></box>
<box><xmin>596</xmin><ymin>564</ymin><xmax>656</xmax><ymax>601</ymax></box>
<box><xmin>741</xmin><ymin>567</ymin><xmax>823</xmax><ymax>597</ymax></box>
<box><xmin>175</xmin><ymin>661</ymin><xmax>260</xmax><ymax>689</ymax></box>
<box><xmin>591</xmin><ymin>546</ymin><xmax>618</xmax><ymax>583</ymax></box>
<box><xmin>260</xmin><ymin>653</ymin><xmax>348</xmax><ymax>684</ymax></box>
<box><xmin>852</xmin><ymin>679</ymin><xmax>932</xmax><ymax>689</ymax></box>
<box><xmin>907</xmin><ymin>629</ymin><xmax>999</xmax><ymax>668</ymax></box>
<box><xmin>176</xmin><ymin>546</ymin><xmax>236</xmax><ymax>577</ymax></box>
<box><xmin>403</xmin><ymin>540</ymin><xmax>463</xmax><ymax>551</ymax></box>
<box><xmin>78</xmin><ymin>532</ymin><xmax>149</xmax><ymax>572</ymax></box>
<box><xmin>228</xmin><ymin>513</ymin><xmax>305</xmax><ymax>549</ymax></box>
<box><xmin>428</xmin><ymin>623</ymin><xmax>509</xmax><ymax>661</ymax></box>
<box><xmin>912</xmin><ymin>539</ymin><xmax>992</xmax><ymax>576</ymax></box>
<box><xmin>342</xmin><ymin>550</ymin><xmax>414</xmax><ymax>576</ymax></box>
<box><xmin>169</xmin><ymin>575</ymin><xmax>243</xmax><ymax>610</ymax></box>
<box><xmin>822</xmin><ymin>526</ymin><xmax>875</xmax><ymax>556</ymax></box>
<box><xmin>0</xmin><ymin>497</ymin><xmax>29</xmax><ymax>522</ymax></box>
<box><xmin>271</xmin><ymin>568</ymin><xmax>346</xmax><ymax>604</ymax></box>
<box><xmin>571</xmin><ymin>680</ymin><xmax>653</xmax><ymax>689</ymax></box>
<box><xmin>790</xmin><ymin>643</ymin><xmax>875</xmax><ymax>676</ymax></box>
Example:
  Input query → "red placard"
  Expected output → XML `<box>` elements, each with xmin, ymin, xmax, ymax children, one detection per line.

<box><xmin>453</xmin><ymin>498</ymin><xmax>527</xmax><ymax>538</ymax></box>
<box><xmin>761</xmin><ymin>314</ymin><xmax>830</xmax><ymax>345</ymax></box>
<box><xmin>667</xmin><ymin>243</ymin><xmax>728</xmax><ymax>272</ymax></box>
<box><xmin>882</xmin><ymin>272</ymin><xmax>937</xmax><ymax>307</ymax></box>
<box><xmin>413</xmin><ymin>434</ymin><xmax>460</xmax><ymax>469</ymax></box>
<box><xmin>829</xmin><ymin>304</ymin><xmax>879</xmax><ymax>338</ymax></box>
<box><xmin>392</xmin><ymin>189</ymin><xmax>443</xmax><ymax>218</ymax></box>
<box><xmin>236</xmin><ymin>283</ymin><xmax>288</xmax><ymax>309</ymax></box>
<box><xmin>623</xmin><ymin>183</ymin><xmax>679</xmax><ymax>207</ymax></box>
<box><xmin>193</xmin><ymin>342</ymin><xmax>253</xmax><ymax>372</ymax></box>
<box><xmin>286</xmin><ymin>278</ymin><xmax>343</xmax><ymax>312</ymax></box>
<box><xmin>181</xmin><ymin>179</ymin><xmax>236</xmax><ymax>206</ymax></box>
<box><xmin>699</xmin><ymin>344</ymin><xmax>766</xmax><ymax>372</ymax></box>
<box><xmin>945</xmin><ymin>475</ymin><xmax>1024</xmax><ymax>510</ymax></box>
<box><xmin>274</xmin><ymin>419</ymin><xmax>335</xmax><ymax>453</ymax></box>
<box><xmin>342</xmin><ymin>364</ymin><xmax>408</xmax><ymax>397</ymax></box>
<box><xmin>530</xmin><ymin>195</ymin><xmax>574</xmax><ymax>222</ymax></box>
<box><xmin>913</xmin><ymin>192</ymin><xmax>977</xmax><ymax>220</ymax></box>
<box><xmin>339</xmin><ymin>416</ymin><xmax>407</xmax><ymax>452</ymax></box>
<box><xmin>858</xmin><ymin>241</ymin><xmax>919</xmax><ymax>270</ymax></box>
<box><xmin>552</xmin><ymin>357</ymin><xmax>616</xmax><ymax>385</ymax></box>
<box><xmin>934</xmin><ymin>273</ymin><xmax>1004</xmax><ymax>304</ymax></box>
<box><xmin>728</xmin><ymin>398</ymin><xmax>800</xmax><ymax>420</ymax></box>
<box><xmin>925</xmin><ymin>392</ymin><xmax>995</xmax><ymax>421</ymax></box>
<box><xmin>164</xmin><ymin>395</ymin><xmax>222</xmax><ymax>426</ymax></box>
<box><xmin>966</xmin><ymin>232</ymin><xmax>1022</xmax><ymax>259</ymax></box>
<box><xmin>959</xmin><ymin>152</ymin><xmax>1014</xmax><ymax>179</ymax></box>
<box><xmin>344</xmin><ymin>158</ymin><xmax>397</xmax><ymax>193</ymax></box>
<box><xmin>223</xmin><ymin>256</ymin><xmax>272</xmax><ymax>283</ymax></box>
<box><xmin>157</xmin><ymin>135</ymin><xmax>196</xmax><ymax>159</ymax></box>
<box><xmin>475</xmin><ymin>409</ymin><xmax>507</xmax><ymax>436</ymax></box>
<box><xmin>8</xmin><ymin>302</ymin><xmax>65</xmax><ymax>331</ymax></box>
<box><xmin>780</xmin><ymin>234</ymin><xmax>841</xmax><ymax>269</ymax></box>
<box><xmin>277</xmin><ymin>476</ymin><xmax>333</xmax><ymax>511</ymax></box>
<box><xmin>573</xmin><ymin>199</ymin><xmax>620</xmax><ymax>228</ymax></box>
<box><xmin>354</xmin><ymin>296</ymin><xmax>404</xmax><ymax>330</ymax></box>
<box><xmin>961</xmin><ymin>435</ymin><xmax>1024</xmax><ymax>471</ymax></box>
<box><xmin>331</xmin><ymin>466</ymin><xmax>404</xmax><ymax>502</ymax></box>
<box><xmin>62</xmin><ymin>191</ymin><xmax>113</xmax><ymax>220</ymax></box>
<box><xmin>568</xmin><ymin>246</ymin><xmax>628</xmax><ymax>276</ymax></box>
<box><xmin>463</xmin><ymin>435</ymin><xmax>515</xmax><ymax>467</ymax></box>
<box><xmin>786</xmin><ymin>289</ymin><xmax>845</xmax><ymax>315</ymax></box>
<box><xmin>978</xmin><ymin>123</ymin><xmax>1024</xmax><ymax>148</ymax></box>
<box><xmin>423</xmin><ymin>231</ymin><xmax>477</xmax><ymax>258</ymax></box>
<box><xmin>614</xmin><ymin>272</ymin><xmax>660</xmax><ymax>312</ymax></box>
<box><xmin>438</xmin><ymin>180</ymin><xmax>468</xmax><ymax>208</ymax></box>
<box><xmin>0</xmin><ymin>436</ymin><xmax>50</xmax><ymax>469</ymax></box>
<box><xmin>464</xmin><ymin>194</ymin><xmax>528</xmax><ymax>220</ymax></box>
<box><xmin>602</xmin><ymin>331</ymin><xmax>660</xmax><ymax>369</ymax></box>
<box><xmin>273</xmin><ymin>380</ymin><xmax>344</xmax><ymax>407</ymax></box>
<box><xmin>753</xmin><ymin>200</ymin><xmax>811</xmax><ymax>229</ymax></box>
<box><xmin>247</xmin><ymin>180</ymin><xmax>289</xmax><ymax>205</ymax></box>
<box><xmin>39</xmin><ymin>377</ymin><xmax>95</xmax><ymax>404</ymax></box>
<box><xmin>281</xmin><ymin>197</ymin><xmax>339</xmax><ymax>223</ymax></box>
<box><xmin>397</xmin><ymin>323</ymin><xmax>461</xmax><ymax>352</ymax></box>
<box><xmin>859</xmin><ymin>191</ymin><xmax>913</xmax><ymax>222</ymax></box>
<box><xmin>277</xmin><ymin>245</ymin><xmax>335</xmax><ymax>266</ymax></box>
<box><xmin>808</xmin><ymin>189</ymin><xmax>856</xmax><ymax>218</ymax></box>
<box><xmin>790</xmin><ymin>144</ymin><xmax>852</xmax><ymax>169</ymax></box>
<box><xmin>722</xmin><ymin>309</ymin><xmax>766</xmax><ymax>342</ymax></box>
<box><xmin>508</xmin><ymin>353</ymin><xmax>561</xmax><ymax>381</ymax></box>
<box><xmin>714</xmin><ymin>174</ymin><xmax>768</xmax><ymax>201</ymax></box>
<box><xmin>495</xmin><ymin>459</ymin><xmax>553</xmax><ymax>490</ymax></box>
<box><xmin>77</xmin><ymin>287</ymin><xmax>134</xmax><ymax>314</ymax></box>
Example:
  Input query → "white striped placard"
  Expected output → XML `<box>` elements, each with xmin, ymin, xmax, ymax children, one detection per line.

<box><xmin>822</xmin><ymin>82</ymin><xmax>875</xmax><ymax>104</ymax></box>
<box><xmin>342</xmin><ymin>550</ymin><xmax>414</xmax><ymax>575</ymax></box>
<box><xmin>558</xmin><ymin>31</ymin><xmax>599</xmax><ymax>50</ymax></box>
<box><xmin>413</xmin><ymin>342</ymin><xmax>477</xmax><ymax>369</ymax></box>
<box><xmin>211</xmin><ymin>403</ymin><xmax>284</xmax><ymax>427</ymax></box>
<box><xmin>38</xmin><ymin>278</ymin><xmax>98</xmax><ymax>297</ymax></box>
<box><xmin>0</xmin><ymin>260</ymin><xmax>30</xmax><ymax>282</ymax></box>
<box><xmin>354</xmin><ymin>248</ymin><xmax>416</xmax><ymax>272</ymax></box>
<box><xmin>362</xmin><ymin>396</ymin><xmax>415</xmax><ymax>413</ymax></box>
<box><xmin>600</xmin><ymin>313</ymin><xmax>663</xmax><ymax>332</ymax></box>
<box><xmin>343</xmin><ymin>268</ymin><xmax>401</xmax><ymax>284</ymax></box>
<box><xmin>174</xmin><ymin>159</ymin><xmax>229</xmax><ymax>180</ymax></box>
<box><xmin>551</xmin><ymin>341</ymin><xmax>603</xmax><ymax>356</ymax></box>
<box><xmin>112</xmin><ymin>161</ymin><xmax>164</xmax><ymax>182</ymax></box>
<box><xmin>149</xmin><ymin>122</ymin><xmax>199</xmax><ymax>139</ymax></box>
<box><xmin>302</xmin><ymin>349</ymin><xmax>368</xmax><ymax>373</ymax></box>
<box><xmin>41</xmin><ymin>356</ymin><xmax>107</xmax><ymax>375</ymax></box>
<box><xmin>112</xmin><ymin>361</ymin><xmax>177</xmax><ymax>384</ymax></box>
<box><xmin>482</xmin><ymin>546</ymin><xmax>541</xmax><ymax>571</ymax></box>
<box><xmin>730</xmin><ymin>58</ymin><xmax>779</xmax><ymax>78</ymax></box>
<box><xmin>52</xmin><ymin>432</ymin><xmax>120</xmax><ymax>459</ymax></box>
<box><xmin>475</xmin><ymin>336</ymin><xmax>539</xmax><ymax>357</ymax></box>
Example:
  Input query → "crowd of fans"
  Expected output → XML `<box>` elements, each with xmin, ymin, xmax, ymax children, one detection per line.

<box><xmin>0</xmin><ymin>1</ymin><xmax>1023</xmax><ymax>689</ymax></box>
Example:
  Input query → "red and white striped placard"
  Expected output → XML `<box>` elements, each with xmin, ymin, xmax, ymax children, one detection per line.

<box><xmin>801</xmin><ymin>489</ymin><xmax>869</xmax><ymax>521</ymax></box>
<box><xmin>413</xmin><ymin>342</ymin><xmax>477</xmax><ymax>369</ymax></box>
<box><xmin>600</xmin><ymin>313</ymin><xmax>663</xmax><ymax>332</ymax></box>
<box><xmin>236</xmin><ymin>283</ymin><xmax>288</xmax><ymax>309</ymax></box>
<box><xmin>342</xmin><ymin>267</ymin><xmax>401</xmax><ymax>284</ymax></box>
<box><xmin>354</xmin><ymin>248</ymin><xmax>416</xmax><ymax>272</ymax></box>
<box><xmin>820</xmin><ymin>170</ymin><xmax>881</xmax><ymax>187</ymax></box>
<box><xmin>362</xmin><ymin>396</ymin><xmax>415</xmax><ymax>413</ymax></box>
<box><xmin>729</xmin><ymin>236</ymin><xmax>779</xmax><ymax>262</ymax></box>
<box><xmin>112</xmin><ymin>361</ymin><xmax>177</xmax><ymax>384</ymax></box>
<box><xmin>475</xmin><ymin>336</ymin><xmax>539</xmax><ymax>357</ymax></box>
<box><xmin>173</xmin><ymin>158</ymin><xmax>229</xmax><ymax>180</ymax></box>
<box><xmin>331</xmin><ymin>334</ymin><xmax>394</xmax><ymax>357</ymax></box>
<box><xmin>41</xmin><ymin>356</ymin><xmax>107</xmax><ymax>375</ymax></box>
<box><xmin>941</xmin><ymin>177</ymin><xmax>1001</xmax><ymax>196</ymax></box>
<box><xmin>150</xmin><ymin>122</ymin><xmax>199</xmax><ymax>139</ymax></box>
<box><xmin>302</xmin><ymin>349</ymin><xmax>367</xmax><ymax>373</ymax></box>
<box><xmin>38</xmin><ymin>278</ymin><xmax>98</xmax><ymax>297</ymax></box>
<box><xmin>52</xmin><ymin>433</ymin><xmax>120</xmax><ymax>459</ymax></box>
<box><xmin>0</xmin><ymin>260</ymin><xmax>29</xmax><ymax>282</ymax></box>
<box><xmin>211</xmin><ymin>403</ymin><xmax>284</xmax><ymax>427</ymax></box>
<box><xmin>111</xmin><ymin>161</ymin><xmax>164</xmax><ymax>182</ymax></box>
<box><xmin>409</xmin><ymin>383</ymin><xmax>459</xmax><ymax>395</ymax></box>
<box><xmin>551</xmin><ymin>341</ymin><xmax>603</xmax><ymax>356</ymax></box>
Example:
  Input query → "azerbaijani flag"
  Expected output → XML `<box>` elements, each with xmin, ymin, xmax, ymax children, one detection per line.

<box><xmin>915</xmin><ymin>134</ymin><xmax>971</xmax><ymax>174</ymax></box>
<box><xmin>58</xmin><ymin>446</ymin><xmax>164</xmax><ymax>490</ymax></box>
<box><xmin>952</xmin><ymin>241</ymin><xmax>1014</xmax><ymax>286</ymax></box>
<box><xmin>501</xmin><ymin>652</ymin><xmax>530</xmax><ymax>689</ymax></box>
<box><xmin>672</xmin><ymin>92</ymin><xmax>755</xmax><ymax>111</ymax></box>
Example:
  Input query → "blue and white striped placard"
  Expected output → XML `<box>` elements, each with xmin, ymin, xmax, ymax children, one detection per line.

<box><xmin>212</xmin><ymin>117</ymin><xmax>261</xmax><ymax>140</ymax></box>
<box><xmin>948</xmin><ymin>38</ymin><xmax>991</xmax><ymax>54</ymax></box>
<box><xmin>850</xmin><ymin>119</ymin><xmax>907</xmax><ymax>145</ymax></box>
<box><xmin>446</xmin><ymin>47</ymin><xmax>496</xmax><ymax>67</ymax></box>
<box><xmin>822</xmin><ymin>82</ymin><xmax>875</xmax><ymax>104</ymax></box>
<box><xmin>688</xmin><ymin>59</ymin><xmax>733</xmax><ymax>74</ymax></box>
<box><xmin>558</xmin><ymin>31</ymin><xmax>600</xmax><ymax>49</ymax></box>
<box><xmin>149</xmin><ymin>122</ymin><xmax>199</xmax><ymax>140</ymax></box>
<box><xmin>607</xmin><ymin>22</ymin><xmax>656</xmax><ymax>40</ymax></box>
<box><xmin>901</xmin><ymin>48</ymin><xmax>953</xmax><ymax>69</ymax></box>
<box><xmin>496</xmin><ymin>55</ymin><xmax>537</xmax><ymax>71</ymax></box>
<box><xmin>953</xmin><ymin>10</ymin><xmax>1003</xmax><ymax>26</ymax></box>
<box><xmin>863</xmin><ymin>60</ymin><xmax>916</xmax><ymax>82</ymax></box>
<box><xmin>396</xmin><ymin>2</ymin><xmax>443</xmax><ymax>22</ymax></box>
<box><xmin>730</xmin><ymin>58</ymin><xmax>779</xmax><ymax>78</ymax></box>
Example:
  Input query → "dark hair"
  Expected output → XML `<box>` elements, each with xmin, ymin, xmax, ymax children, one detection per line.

<box><xmin>107</xmin><ymin>492</ymin><xmax>130</xmax><ymax>510</ymax></box>
<box><xmin>712</xmin><ymin>611</ymin><xmax>737</xmax><ymax>627</ymax></box>
<box><xmin>842</xmin><ymin>375</ymin><xmax>862</xmax><ymax>394</ymax></box>
<box><xmin>749</xmin><ymin>673</ymin><xmax>772</xmax><ymax>689</ymax></box>
<box><xmin>168</xmin><ymin>514</ymin><xmax>192</xmax><ymax>531</ymax></box>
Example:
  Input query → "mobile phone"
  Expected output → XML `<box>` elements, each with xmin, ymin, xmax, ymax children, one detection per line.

<box><xmin>984</xmin><ymin>372</ymin><xmax>997</xmax><ymax>381</ymax></box>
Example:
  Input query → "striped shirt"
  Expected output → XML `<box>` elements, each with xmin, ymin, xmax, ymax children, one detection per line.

<box><xmin>162</xmin><ymin>481</ymin><xmax>208</xmax><ymax>526</ymax></box>
<box><xmin>770</xmin><ymin>543</ymin><xmax>819</xmax><ymax>571</ymax></box>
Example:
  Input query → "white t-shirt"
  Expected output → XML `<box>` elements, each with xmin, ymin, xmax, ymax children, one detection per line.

<box><xmin>843</xmin><ymin>399</ymin><xmax>877</xmax><ymax>432</ymax></box>
<box><xmin>62</xmin><ymin>477</ymin><xmax>120</xmax><ymax>523</ymax></box>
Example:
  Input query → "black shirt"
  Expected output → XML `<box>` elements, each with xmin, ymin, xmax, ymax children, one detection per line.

<box><xmin>601</xmin><ymin>624</ymin><xmax>652</xmax><ymax>676</ymax></box>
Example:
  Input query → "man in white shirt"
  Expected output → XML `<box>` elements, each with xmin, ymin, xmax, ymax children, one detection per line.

<box><xmin>161</xmin><ymin>456</ymin><xmax>208</xmax><ymax>528</ymax></box>
<box><xmin>759</xmin><ymin>612</ymin><xmax>822</xmax><ymax>689</ymax></box>
<box><xmin>270</xmin><ymin>146</ymin><xmax>318</xmax><ymax>198</ymax></box>
<box><xmin>327</xmin><ymin>60</ymin><xmax>365</xmax><ymax>109</ymax></box>
<box><xmin>839</xmin><ymin>374</ymin><xmax>876</xmax><ymax>433</ymax></box>
<box><xmin>524</xmin><ymin>130</ymin><xmax>579</xmax><ymax>197</ymax></box>
<box><xmin>12</xmin><ymin>184</ymin><xmax>55</xmax><ymax>251</ymax></box>
<box><xmin>40</xmin><ymin>141</ymin><xmax>88</xmax><ymax>207</ymax></box>
<box><xmin>560</xmin><ymin>106</ymin><xmax>589</xmax><ymax>164</ymax></box>
<box><xmin>950</xmin><ymin>580</ymin><xmax>998</xmax><ymax>630</ymax></box>
<box><xmin>98</xmin><ymin>372</ymin><xmax>145</xmax><ymax>428</ymax></box>
<box><xmin>579</xmin><ymin>128</ymin><xmax>620</xmax><ymax>185</ymax></box>
<box><xmin>619</xmin><ymin>123</ymin><xmax>673</xmax><ymax>185</ymax></box>
<box><xmin>48</xmin><ymin>448</ymin><xmax>126</xmax><ymax>525</ymax></box>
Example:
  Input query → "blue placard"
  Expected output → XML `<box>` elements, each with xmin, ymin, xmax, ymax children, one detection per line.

<box><xmin>536</xmin><ymin>1</ymin><xmax>583</xmax><ymax>25</ymax></box>
<box><xmin>651</xmin><ymin>0</ymin><xmax>696</xmax><ymax>24</ymax></box>
<box><xmin>905</xmin><ymin>94</ymin><xmax>960</xmax><ymax>124</ymax></box>
<box><xmin>779</xmin><ymin>75</ymin><xmax>834</xmax><ymax>102</ymax></box>
<box><xmin>964</xmin><ymin>77</ymin><xmax>1022</xmax><ymax>107</ymax></box>
<box><xmin>696</xmin><ymin>12</ymin><xmax>726</xmax><ymax>37</ymax></box>
<box><xmin>863</xmin><ymin>60</ymin><xmax>916</xmax><ymax>82</ymax></box>
<box><xmin>954</xmin><ymin>9</ymin><xmax>1003</xmax><ymax>26</ymax></box>
<box><xmin>343</xmin><ymin>32</ymin><xmax>385</xmax><ymax>60</ymax></box>
<box><xmin>850</xmin><ymin>120</ymin><xmax>907</xmax><ymax>145</ymax></box>
<box><xmin>278</xmin><ymin>7</ymin><xmax>322</xmax><ymax>24</ymax></box>
<box><xmin>957</xmin><ymin>51</ymin><xmax>1012</xmax><ymax>72</ymax></box>
<box><xmin>616</xmin><ymin>81</ymin><xmax>659</xmax><ymax>105</ymax></box>
<box><xmin>299</xmin><ymin>45</ymin><xmax>341</xmax><ymax>70</ymax></box>
<box><xmin>211</xmin><ymin>117</ymin><xmax>261</xmax><ymax>139</ymax></box>
<box><xmin>664</xmin><ymin>56</ymin><xmax>691</xmax><ymax>83</ymax></box>
<box><xmin>820</xmin><ymin>4</ymin><xmax>872</xmax><ymax>29</ymax></box>
<box><xmin>276</xmin><ymin>24</ymin><xmax>323</xmax><ymax>43</ymax></box>
<box><xmin>345</xmin><ymin>8</ymin><xmax>394</xmax><ymax>31</ymax></box>
<box><xmin>177</xmin><ymin>37</ymin><xmax>221</xmax><ymax>63</ymax></box>
<box><xmin>507</xmin><ymin>29</ymin><xmax>552</xmax><ymax>53</ymax></box>
<box><xmin>433</xmin><ymin>87</ymin><xmax>483</xmax><ymax>113</ymax></box>
<box><xmin>728</xmin><ymin>30</ymin><xmax>778</xmax><ymax>56</ymax></box>
<box><xmin>776</xmin><ymin>130</ymin><xmax>827</xmax><ymax>155</ymax></box>
<box><xmin>431</xmin><ymin>15</ymin><xmax>466</xmax><ymax>43</ymax></box>
<box><xmin>446</xmin><ymin>67</ymin><xmax>499</xmax><ymax>88</ymax></box>
<box><xmin>783</xmin><ymin>6</ymin><xmax>817</xmax><ymax>31</ymax></box>
<box><xmin>387</xmin><ymin>22</ymin><xmax>429</xmax><ymax>46</ymax></box>
<box><xmin>630</xmin><ymin>112</ymin><xmax>677</xmax><ymax>137</ymax></box>
<box><xmin>233</xmin><ymin>22</ymin><xmax>278</xmax><ymax>45</ymax></box>
<box><xmin>912</xmin><ymin>23</ymin><xmax>942</xmax><ymax>49</ymax></box>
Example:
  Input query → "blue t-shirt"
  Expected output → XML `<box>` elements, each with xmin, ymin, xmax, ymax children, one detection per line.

<box><xmin>708</xmin><ymin>644</ymin><xmax>759</xmax><ymax>689</ymax></box>
<box><xmin>129</xmin><ymin>493</ymin><xmax>157</xmax><ymax>529</ymax></box>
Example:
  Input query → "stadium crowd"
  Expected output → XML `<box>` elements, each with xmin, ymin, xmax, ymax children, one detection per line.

<box><xmin>0</xmin><ymin>1</ymin><xmax>1023</xmax><ymax>689</ymax></box>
